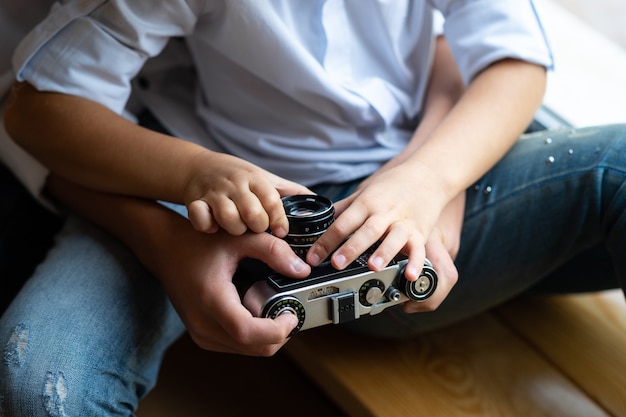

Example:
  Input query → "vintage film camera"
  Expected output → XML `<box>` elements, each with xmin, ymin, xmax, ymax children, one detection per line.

<box><xmin>233</xmin><ymin>195</ymin><xmax>438</xmax><ymax>334</ymax></box>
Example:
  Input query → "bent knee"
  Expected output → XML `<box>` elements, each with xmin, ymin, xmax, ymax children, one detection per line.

<box><xmin>0</xmin><ymin>322</ymin><xmax>137</xmax><ymax>417</ymax></box>
<box><xmin>1</xmin><ymin>325</ymin><xmax>71</xmax><ymax>417</ymax></box>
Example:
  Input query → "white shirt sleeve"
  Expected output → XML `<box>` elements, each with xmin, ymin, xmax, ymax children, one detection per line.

<box><xmin>3</xmin><ymin>0</ymin><xmax>205</xmax><ymax>207</ymax></box>
<box><xmin>12</xmin><ymin>0</ymin><xmax>203</xmax><ymax>114</ymax></box>
<box><xmin>429</xmin><ymin>0</ymin><xmax>553</xmax><ymax>84</ymax></box>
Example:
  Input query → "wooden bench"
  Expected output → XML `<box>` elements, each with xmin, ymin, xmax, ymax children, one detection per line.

<box><xmin>284</xmin><ymin>290</ymin><xmax>626</xmax><ymax>417</ymax></box>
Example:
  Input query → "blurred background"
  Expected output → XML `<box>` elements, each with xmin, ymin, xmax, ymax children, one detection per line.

<box><xmin>537</xmin><ymin>0</ymin><xmax>626</xmax><ymax>127</ymax></box>
<box><xmin>553</xmin><ymin>0</ymin><xmax>626</xmax><ymax>49</ymax></box>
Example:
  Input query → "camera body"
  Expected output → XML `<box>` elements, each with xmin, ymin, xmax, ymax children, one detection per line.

<box><xmin>233</xmin><ymin>246</ymin><xmax>437</xmax><ymax>334</ymax></box>
<box><xmin>233</xmin><ymin>195</ymin><xmax>438</xmax><ymax>334</ymax></box>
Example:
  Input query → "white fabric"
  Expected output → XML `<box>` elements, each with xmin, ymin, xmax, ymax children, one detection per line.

<box><xmin>5</xmin><ymin>0</ymin><xmax>553</xmax><ymax>203</ymax></box>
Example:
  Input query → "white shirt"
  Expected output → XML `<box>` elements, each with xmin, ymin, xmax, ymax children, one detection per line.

<box><xmin>6</xmin><ymin>0</ymin><xmax>553</xmax><ymax>200</ymax></box>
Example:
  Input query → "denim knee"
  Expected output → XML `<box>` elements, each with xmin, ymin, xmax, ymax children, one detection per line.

<box><xmin>0</xmin><ymin>214</ymin><xmax>186</xmax><ymax>416</ymax></box>
<box><xmin>0</xmin><ymin>326</ymin><xmax>139</xmax><ymax>417</ymax></box>
<box><xmin>1</xmin><ymin>322</ymin><xmax>82</xmax><ymax>417</ymax></box>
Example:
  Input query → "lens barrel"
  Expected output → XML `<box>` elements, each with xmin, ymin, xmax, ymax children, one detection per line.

<box><xmin>282</xmin><ymin>195</ymin><xmax>334</xmax><ymax>258</ymax></box>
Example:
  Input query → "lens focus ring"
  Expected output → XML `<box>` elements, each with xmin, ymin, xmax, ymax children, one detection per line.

<box><xmin>282</xmin><ymin>195</ymin><xmax>334</xmax><ymax>257</ymax></box>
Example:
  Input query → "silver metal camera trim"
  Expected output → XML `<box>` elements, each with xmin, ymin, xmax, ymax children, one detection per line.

<box><xmin>241</xmin><ymin>259</ymin><xmax>434</xmax><ymax>333</ymax></box>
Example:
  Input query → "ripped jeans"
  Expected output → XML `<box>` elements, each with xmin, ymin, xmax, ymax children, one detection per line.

<box><xmin>1</xmin><ymin>124</ymin><xmax>625</xmax><ymax>416</ymax></box>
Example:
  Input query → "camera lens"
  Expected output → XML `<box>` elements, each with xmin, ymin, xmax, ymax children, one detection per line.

<box><xmin>282</xmin><ymin>195</ymin><xmax>334</xmax><ymax>258</ymax></box>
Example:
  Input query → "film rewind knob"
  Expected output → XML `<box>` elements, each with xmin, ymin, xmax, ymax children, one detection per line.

<box><xmin>397</xmin><ymin>263</ymin><xmax>438</xmax><ymax>301</ymax></box>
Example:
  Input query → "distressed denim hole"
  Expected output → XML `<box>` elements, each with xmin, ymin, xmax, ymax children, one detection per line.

<box><xmin>44</xmin><ymin>371</ymin><xmax>68</xmax><ymax>417</ymax></box>
<box><xmin>4</xmin><ymin>324</ymin><xmax>30</xmax><ymax>367</ymax></box>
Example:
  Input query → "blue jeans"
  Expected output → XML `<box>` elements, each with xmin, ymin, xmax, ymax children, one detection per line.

<box><xmin>1</xmin><ymin>124</ymin><xmax>625</xmax><ymax>416</ymax></box>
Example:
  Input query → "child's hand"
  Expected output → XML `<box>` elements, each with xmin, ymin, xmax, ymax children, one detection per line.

<box><xmin>184</xmin><ymin>152</ymin><xmax>311</xmax><ymax>237</ymax></box>
<box><xmin>305</xmin><ymin>161</ymin><xmax>461</xmax><ymax>311</ymax></box>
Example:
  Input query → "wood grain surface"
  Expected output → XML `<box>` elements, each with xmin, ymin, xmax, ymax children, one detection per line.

<box><xmin>285</xmin><ymin>294</ymin><xmax>623</xmax><ymax>417</ymax></box>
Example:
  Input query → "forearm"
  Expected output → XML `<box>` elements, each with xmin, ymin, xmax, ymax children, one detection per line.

<box><xmin>4</xmin><ymin>82</ymin><xmax>208</xmax><ymax>204</ymax></box>
<box><xmin>45</xmin><ymin>173</ymin><xmax>308</xmax><ymax>355</ymax></box>
<box><xmin>45</xmin><ymin>174</ymin><xmax>186</xmax><ymax>279</ymax></box>
<box><xmin>369</xmin><ymin>36</ymin><xmax>468</xmax><ymax>230</ymax></box>
<box><xmin>406</xmin><ymin>58</ymin><xmax>546</xmax><ymax>207</ymax></box>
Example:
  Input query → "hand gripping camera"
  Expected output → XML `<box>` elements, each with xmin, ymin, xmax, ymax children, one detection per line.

<box><xmin>233</xmin><ymin>195</ymin><xmax>438</xmax><ymax>334</ymax></box>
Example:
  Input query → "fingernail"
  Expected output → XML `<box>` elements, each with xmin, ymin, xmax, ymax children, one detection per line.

<box><xmin>277</xmin><ymin>311</ymin><xmax>299</xmax><ymax>329</ymax></box>
<box><xmin>370</xmin><ymin>255</ymin><xmax>384</xmax><ymax>270</ymax></box>
<box><xmin>406</xmin><ymin>265</ymin><xmax>421</xmax><ymax>281</ymax></box>
<box><xmin>292</xmin><ymin>257</ymin><xmax>308</xmax><ymax>273</ymax></box>
<box><xmin>334</xmin><ymin>253</ymin><xmax>347</xmax><ymax>269</ymax></box>
<box><xmin>308</xmin><ymin>251</ymin><xmax>321</xmax><ymax>266</ymax></box>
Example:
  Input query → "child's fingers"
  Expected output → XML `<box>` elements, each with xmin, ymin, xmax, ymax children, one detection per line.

<box><xmin>233</xmin><ymin>192</ymin><xmax>272</xmax><ymax>234</ymax></box>
<box><xmin>249</xmin><ymin>181</ymin><xmax>289</xmax><ymax>237</ymax></box>
<box><xmin>212</xmin><ymin>198</ymin><xmax>248</xmax><ymax>235</ymax></box>
<box><xmin>188</xmin><ymin>200</ymin><xmax>219</xmax><ymax>233</ymax></box>
<box><xmin>261</xmin><ymin>194</ymin><xmax>289</xmax><ymax>238</ymax></box>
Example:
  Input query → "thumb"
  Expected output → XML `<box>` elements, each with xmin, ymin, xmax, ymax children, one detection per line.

<box><xmin>242</xmin><ymin>232</ymin><xmax>311</xmax><ymax>279</ymax></box>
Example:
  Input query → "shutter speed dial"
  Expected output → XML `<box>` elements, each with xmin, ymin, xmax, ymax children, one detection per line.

<box><xmin>262</xmin><ymin>296</ymin><xmax>306</xmax><ymax>335</ymax></box>
<box><xmin>359</xmin><ymin>279</ymin><xmax>385</xmax><ymax>306</ymax></box>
